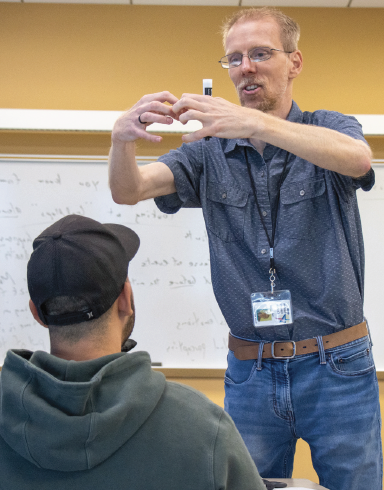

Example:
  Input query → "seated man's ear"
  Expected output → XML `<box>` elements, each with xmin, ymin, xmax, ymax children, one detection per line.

<box><xmin>117</xmin><ymin>279</ymin><xmax>133</xmax><ymax>317</ymax></box>
<box><xmin>29</xmin><ymin>299</ymin><xmax>48</xmax><ymax>328</ymax></box>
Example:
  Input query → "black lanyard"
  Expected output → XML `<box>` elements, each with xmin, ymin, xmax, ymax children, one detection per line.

<box><xmin>244</xmin><ymin>146</ymin><xmax>290</xmax><ymax>275</ymax></box>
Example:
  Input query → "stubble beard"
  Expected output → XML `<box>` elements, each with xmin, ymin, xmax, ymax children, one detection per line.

<box><xmin>237</xmin><ymin>68</ymin><xmax>289</xmax><ymax>114</ymax></box>
<box><xmin>239</xmin><ymin>91</ymin><xmax>280</xmax><ymax>113</ymax></box>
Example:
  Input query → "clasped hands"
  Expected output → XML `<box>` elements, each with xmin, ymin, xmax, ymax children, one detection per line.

<box><xmin>112</xmin><ymin>91</ymin><xmax>259</xmax><ymax>144</ymax></box>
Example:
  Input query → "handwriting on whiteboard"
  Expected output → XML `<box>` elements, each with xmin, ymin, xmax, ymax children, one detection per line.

<box><xmin>0</xmin><ymin>159</ymin><xmax>228</xmax><ymax>368</ymax></box>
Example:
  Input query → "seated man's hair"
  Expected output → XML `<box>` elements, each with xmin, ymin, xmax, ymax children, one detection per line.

<box><xmin>44</xmin><ymin>296</ymin><xmax>112</xmax><ymax>343</ymax></box>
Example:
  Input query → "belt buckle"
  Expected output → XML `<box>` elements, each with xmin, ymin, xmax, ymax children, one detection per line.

<box><xmin>271</xmin><ymin>340</ymin><xmax>296</xmax><ymax>359</ymax></box>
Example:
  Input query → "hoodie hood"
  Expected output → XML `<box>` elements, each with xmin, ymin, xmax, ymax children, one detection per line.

<box><xmin>0</xmin><ymin>349</ymin><xmax>166</xmax><ymax>472</ymax></box>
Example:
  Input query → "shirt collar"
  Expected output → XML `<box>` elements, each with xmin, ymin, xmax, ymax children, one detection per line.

<box><xmin>223</xmin><ymin>100</ymin><xmax>303</xmax><ymax>155</ymax></box>
<box><xmin>286</xmin><ymin>100</ymin><xmax>303</xmax><ymax>124</ymax></box>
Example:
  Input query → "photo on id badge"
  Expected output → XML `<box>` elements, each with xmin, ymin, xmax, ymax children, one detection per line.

<box><xmin>251</xmin><ymin>290</ymin><xmax>293</xmax><ymax>327</ymax></box>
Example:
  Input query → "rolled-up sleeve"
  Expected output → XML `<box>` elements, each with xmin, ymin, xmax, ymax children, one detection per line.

<box><xmin>310</xmin><ymin>111</ymin><xmax>375</xmax><ymax>197</ymax></box>
<box><xmin>155</xmin><ymin>141</ymin><xmax>204</xmax><ymax>213</ymax></box>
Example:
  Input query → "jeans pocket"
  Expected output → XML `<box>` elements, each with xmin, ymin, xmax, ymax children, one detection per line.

<box><xmin>205</xmin><ymin>181</ymin><xmax>248</xmax><ymax>242</ymax></box>
<box><xmin>329</xmin><ymin>339</ymin><xmax>375</xmax><ymax>376</ymax></box>
<box><xmin>225</xmin><ymin>350</ymin><xmax>257</xmax><ymax>385</ymax></box>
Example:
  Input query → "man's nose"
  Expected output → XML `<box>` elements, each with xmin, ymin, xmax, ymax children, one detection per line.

<box><xmin>240</xmin><ymin>55</ymin><xmax>257</xmax><ymax>74</ymax></box>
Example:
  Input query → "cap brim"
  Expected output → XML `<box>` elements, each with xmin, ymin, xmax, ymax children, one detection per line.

<box><xmin>103</xmin><ymin>223</ymin><xmax>140</xmax><ymax>263</ymax></box>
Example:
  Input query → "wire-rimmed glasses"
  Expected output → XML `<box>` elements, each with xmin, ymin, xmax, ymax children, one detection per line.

<box><xmin>219</xmin><ymin>46</ymin><xmax>293</xmax><ymax>69</ymax></box>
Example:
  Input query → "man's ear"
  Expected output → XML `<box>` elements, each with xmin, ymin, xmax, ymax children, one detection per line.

<box><xmin>29</xmin><ymin>299</ymin><xmax>48</xmax><ymax>328</ymax></box>
<box><xmin>117</xmin><ymin>279</ymin><xmax>133</xmax><ymax>317</ymax></box>
<box><xmin>288</xmin><ymin>50</ymin><xmax>303</xmax><ymax>79</ymax></box>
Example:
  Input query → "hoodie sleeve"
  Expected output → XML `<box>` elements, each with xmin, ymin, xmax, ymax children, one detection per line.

<box><xmin>213</xmin><ymin>411</ymin><xmax>267</xmax><ymax>490</ymax></box>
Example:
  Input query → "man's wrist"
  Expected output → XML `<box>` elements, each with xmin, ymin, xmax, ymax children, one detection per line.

<box><xmin>111</xmin><ymin>139</ymin><xmax>135</xmax><ymax>152</ymax></box>
<box><xmin>247</xmin><ymin>108</ymin><xmax>269</xmax><ymax>140</ymax></box>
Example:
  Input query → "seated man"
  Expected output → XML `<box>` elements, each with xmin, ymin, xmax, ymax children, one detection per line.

<box><xmin>0</xmin><ymin>214</ymin><xmax>266</xmax><ymax>490</ymax></box>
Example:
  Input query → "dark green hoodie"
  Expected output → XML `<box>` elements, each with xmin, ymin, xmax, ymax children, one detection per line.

<box><xmin>0</xmin><ymin>349</ymin><xmax>266</xmax><ymax>490</ymax></box>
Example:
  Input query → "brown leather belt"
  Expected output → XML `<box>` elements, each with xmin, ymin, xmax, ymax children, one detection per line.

<box><xmin>228</xmin><ymin>321</ymin><xmax>368</xmax><ymax>360</ymax></box>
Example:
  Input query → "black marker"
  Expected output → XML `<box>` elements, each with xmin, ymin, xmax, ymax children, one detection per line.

<box><xmin>203</xmin><ymin>79</ymin><xmax>212</xmax><ymax>141</ymax></box>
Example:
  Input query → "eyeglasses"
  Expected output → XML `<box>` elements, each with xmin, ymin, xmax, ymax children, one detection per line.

<box><xmin>218</xmin><ymin>46</ymin><xmax>293</xmax><ymax>69</ymax></box>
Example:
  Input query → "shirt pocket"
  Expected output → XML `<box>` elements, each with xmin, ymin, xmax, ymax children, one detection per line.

<box><xmin>278</xmin><ymin>178</ymin><xmax>331</xmax><ymax>240</ymax></box>
<box><xmin>205</xmin><ymin>181</ymin><xmax>249</xmax><ymax>242</ymax></box>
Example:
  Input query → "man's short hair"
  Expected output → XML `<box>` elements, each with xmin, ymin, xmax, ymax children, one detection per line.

<box><xmin>44</xmin><ymin>296</ymin><xmax>113</xmax><ymax>343</ymax></box>
<box><xmin>221</xmin><ymin>7</ymin><xmax>300</xmax><ymax>53</ymax></box>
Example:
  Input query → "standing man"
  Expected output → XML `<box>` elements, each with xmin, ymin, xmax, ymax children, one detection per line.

<box><xmin>0</xmin><ymin>214</ymin><xmax>267</xmax><ymax>490</ymax></box>
<box><xmin>108</xmin><ymin>7</ymin><xmax>381</xmax><ymax>490</ymax></box>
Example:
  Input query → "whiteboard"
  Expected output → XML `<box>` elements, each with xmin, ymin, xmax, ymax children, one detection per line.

<box><xmin>0</xmin><ymin>157</ymin><xmax>383</xmax><ymax>370</ymax></box>
<box><xmin>356</xmin><ymin>164</ymin><xmax>384</xmax><ymax>371</ymax></box>
<box><xmin>0</xmin><ymin>157</ymin><xmax>228</xmax><ymax>369</ymax></box>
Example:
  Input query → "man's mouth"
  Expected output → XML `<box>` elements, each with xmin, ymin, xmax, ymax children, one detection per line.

<box><xmin>241</xmin><ymin>83</ymin><xmax>261</xmax><ymax>94</ymax></box>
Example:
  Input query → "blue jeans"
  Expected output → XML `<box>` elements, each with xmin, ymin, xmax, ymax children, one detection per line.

<box><xmin>224</xmin><ymin>336</ymin><xmax>382</xmax><ymax>490</ymax></box>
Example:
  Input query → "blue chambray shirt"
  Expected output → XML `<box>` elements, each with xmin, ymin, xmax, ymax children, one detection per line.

<box><xmin>155</xmin><ymin>101</ymin><xmax>375</xmax><ymax>342</ymax></box>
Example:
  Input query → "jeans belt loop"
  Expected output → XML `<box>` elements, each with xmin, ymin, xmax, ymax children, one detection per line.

<box><xmin>365</xmin><ymin>317</ymin><xmax>373</xmax><ymax>347</ymax></box>
<box><xmin>256</xmin><ymin>341</ymin><xmax>265</xmax><ymax>370</ymax></box>
<box><xmin>316</xmin><ymin>335</ymin><xmax>326</xmax><ymax>365</ymax></box>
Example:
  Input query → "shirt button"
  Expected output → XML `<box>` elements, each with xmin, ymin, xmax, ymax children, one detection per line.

<box><xmin>222</xmin><ymin>192</ymin><xmax>227</xmax><ymax>199</ymax></box>
<box><xmin>262</xmin><ymin>210</ymin><xmax>267</xmax><ymax>217</ymax></box>
<box><xmin>261</xmin><ymin>171</ymin><xmax>265</xmax><ymax>177</ymax></box>
<box><xmin>261</xmin><ymin>249</ymin><xmax>267</xmax><ymax>254</ymax></box>
<box><xmin>300</xmin><ymin>190</ymin><xmax>305</xmax><ymax>196</ymax></box>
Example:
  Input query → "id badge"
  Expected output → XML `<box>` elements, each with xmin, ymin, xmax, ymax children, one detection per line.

<box><xmin>251</xmin><ymin>290</ymin><xmax>293</xmax><ymax>328</ymax></box>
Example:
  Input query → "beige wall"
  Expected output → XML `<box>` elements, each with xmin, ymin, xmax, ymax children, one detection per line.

<box><xmin>1</xmin><ymin>4</ymin><xmax>384</xmax><ymax>157</ymax></box>
<box><xmin>1</xmin><ymin>4</ymin><xmax>384</xmax><ymax>114</ymax></box>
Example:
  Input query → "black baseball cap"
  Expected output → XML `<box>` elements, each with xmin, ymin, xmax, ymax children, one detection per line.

<box><xmin>27</xmin><ymin>214</ymin><xmax>140</xmax><ymax>326</ymax></box>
